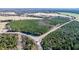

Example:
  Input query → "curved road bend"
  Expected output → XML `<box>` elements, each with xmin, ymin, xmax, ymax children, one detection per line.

<box><xmin>0</xmin><ymin>32</ymin><xmax>43</xmax><ymax>50</ymax></box>
<box><xmin>25</xmin><ymin>19</ymin><xmax>74</xmax><ymax>43</ymax></box>
<box><xmin>0</xmin><ymin>20</ymin><xmax>74</xmax><ymax>50</ymax></box>
<box><xmin>38</xmin><ymin>20</ymin><xmax>74</xmax><ymax>42</ymax></box>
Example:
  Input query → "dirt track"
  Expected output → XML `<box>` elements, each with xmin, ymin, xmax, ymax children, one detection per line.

<box><xmin>0</xmin><ymin>16</ymin><xmax>42</xmax><ymax>21</ymax></box>
<box><xmin>0</xmin><ymin>19</ymin><xmax>74</xmax><ymax>50</ymax></box>
<box><xmin>0</xmin><ymin>22</ymin><xmax>8</xmax><ymax>32</ymax></box>
<box><xmin>0</xmin><ymin>13</ymin><xmax>75</xmax><ymax>50</ymax></box>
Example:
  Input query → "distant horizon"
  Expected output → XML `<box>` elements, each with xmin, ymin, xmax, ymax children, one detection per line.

<box><xmin>0</xmin><ymin>8</ymin><xmax>79</xmax><ymax>14</ymax></box>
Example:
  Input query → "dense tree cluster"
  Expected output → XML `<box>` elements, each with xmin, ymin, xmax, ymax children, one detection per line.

<box><xmin>0</xmin><ymin>34</ymin><xmax>37</xmax><ymax>50</ymax></box>
<box><xmin>48</xmin><ymin>16</ymin><xmax>70</xmax><ymax>25</ymax></box>
<box><xmin>0</xmin><ymin>34</ymin><xmax>17</xmax><ymax>50</ymax></box>
<box><xmin>41</xmin><ymin>21</ymin><xmax>79</xmax><ymax>50</ymax></box>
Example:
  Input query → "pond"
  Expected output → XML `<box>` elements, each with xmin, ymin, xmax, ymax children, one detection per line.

<box><xmin>22</xmin><ymin>32</ymin><xmax>40</xmax><ymax>36</ymax></box>
<box><xmin>7</xmin><ymin>30</ymin><xmax>40</xmax><ymax>36</ymax></box>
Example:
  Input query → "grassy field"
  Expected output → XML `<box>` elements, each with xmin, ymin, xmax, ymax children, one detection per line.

<box><xmin>9</xmin><ymin>20</ymin><xmax>49</xmax><ymax>36</ymax></box>
<box><xmin>0</xmin><ymin>34</ymin><xmax>17</xmax><ymax>50</ymax></box>
<box><xmin>9</xmin><ymin>17</ymin><xmax>70</xmax><ymax>36</ymax></box>
<box><xmin>41</xmin><ymin>21</ymin><xmax>79</xmax><ymax>50</ymax></box>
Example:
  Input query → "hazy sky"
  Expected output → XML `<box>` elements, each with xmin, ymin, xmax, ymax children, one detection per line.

<box><xmin>0</xmin><ymin>0</ymin><xmax>79</xmax><ymax>8</ymax></box>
